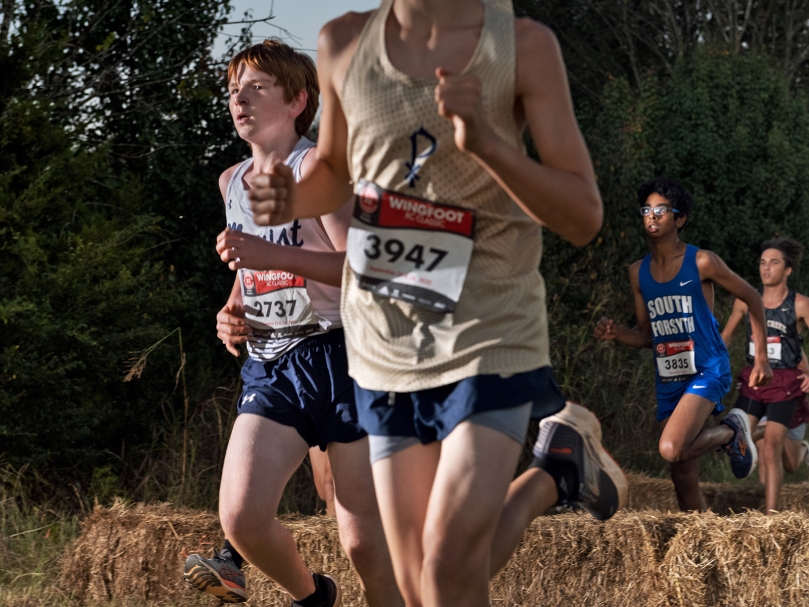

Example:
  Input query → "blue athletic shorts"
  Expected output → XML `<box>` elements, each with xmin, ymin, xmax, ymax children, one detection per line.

<box><xmin>354</xmin><ymin>366</ymin><xmax>565</xmax><ymax>443</ymax></box>
<box><xmin>655</xmin><ymin>369</ymin><xmax>730</xmax><ymax>422</ymax></box>
<box><xmin>238</xmin><ymin>329</ymin><xmax>365</xmax><ymax>450</ymax></box>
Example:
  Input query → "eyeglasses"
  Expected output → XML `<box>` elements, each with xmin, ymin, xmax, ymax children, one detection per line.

<box><xmin>639</xmin><ymin>206</ymin><xmax>680</xmax><ymax>217</ymax></box>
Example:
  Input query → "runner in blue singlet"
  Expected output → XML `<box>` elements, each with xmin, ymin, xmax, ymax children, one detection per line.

<box><xmin>638</xmin><ymin>244</ymin><xmax>731</xmax><ymax>419</ymax></box>
<box><xmin>594</xmin><ymin>177</ymin><xmax>772</xmax><ymax>511</ymax></box>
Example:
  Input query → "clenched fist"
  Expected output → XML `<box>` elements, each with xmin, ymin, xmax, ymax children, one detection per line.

<box><xmin>248</xmin><ymin>159</ymin><xmax>297</xmax><ymax>226</ymax></box>
<box><xmin>434</xmin><ymin>68</ymin><xmax>495</xmax><ymax>156</ymax></box>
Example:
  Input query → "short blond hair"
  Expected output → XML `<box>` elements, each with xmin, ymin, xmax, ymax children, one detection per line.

<box><xmin>227</xmin><ymin>39</ymin><xmax>319</xmax><ymax>136</ymax></box>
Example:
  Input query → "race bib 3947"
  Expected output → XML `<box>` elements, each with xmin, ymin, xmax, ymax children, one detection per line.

<box><xmin>346</xmin><ymin>181</ymin><xmax>475</xmax><ymax>313</ymax></box>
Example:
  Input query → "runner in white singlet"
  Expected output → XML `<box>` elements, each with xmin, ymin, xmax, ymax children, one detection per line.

<box><xmin>183</xmin><ymin>40</ymin><xmax>402</xmax><ymax>607</ymax></box>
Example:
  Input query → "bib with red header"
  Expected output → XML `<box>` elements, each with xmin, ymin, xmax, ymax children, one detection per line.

<box><xmin>241</xmin><ymin>270</ymin><xmax>322</xmax><ymax>339</ymax></box>
<box><xmin>346</xmin><ymin>180</ymin><xmax>475</xmax><ymax>313</ymax></box>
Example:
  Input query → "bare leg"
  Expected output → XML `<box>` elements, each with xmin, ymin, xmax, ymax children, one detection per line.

<box><xmin>419</xmin><ymin>423</ymin><xmax>522</xmax><ymax>607</ymax></box>
<box><xmin>669</xmin><ymin>458</ymin><xmax>706</xmax><ymax>511</ymax></box>
<box><xmin>657</xmin><ymin>395</ymin><xmax>732</xmax><ymax>512</ymax></box>
<box><xmin>309</xmin><ymin>446</ymin><xmax>336</xmax><ymax>517</ymax></box>
<box><xmin>371</xmin><ymin>442</ymin><xmax>440</xmax><ymax>607</ymax></box>
<box><xmin>782</xmin><ymin>437</ymin><xmax>806</xmax><ymax>473</ymax></box>
<box><xmin>219</xmin><ymin>415</ymin><xmax>315</xmax><ymax>600</ymax></box>
<box><xmin>489</xmin><ymin>467</ymin><xmax>557</xmax><ymax>576</ymax></box>
<box><xmin>658</xmin><ymin>394</ymin><xmax>733</xmax><ymax>464</ymax></box>
<box><xmin>759</xmin><ymin>420</ymin><xmax>788</xmax><ymax>513</ymax></box>
<box><xmin>756</xmin><ymin>437</ymin><xmax>766</xmax><ymax>483</ymax></box>
<box><xmin>751</xmin><ymin>421</ymin><xmax>766</xmax><ymax>443</ymax></box>
<box><xmin>327</xmin><ymin>438</ymin><xmax>404</xmax><ymax>607</ymax></box>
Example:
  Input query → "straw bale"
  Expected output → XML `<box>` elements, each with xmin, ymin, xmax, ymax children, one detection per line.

<box><xmin>59</xmin><ymin>501</ymin><xmax>223</xmax><ymax>605</ymax></box>
<box><xmin>58</xmin><ymin>501</ymin><xmax>362</xmax><ymax>606</ymax></box>
<box><xmin>627</xmin><ymin>473</ymin><xmax>809</xmax><ymax>514</ymax></box>
<box><xmin>659</xmin><ymin>511</ymin><xmax>809</xmax><ymax>607</ymax></box>
<box><xmin>59</xmin><ymin>502</ymin><xmax>809</xmax><ymax>606</ymax></box>
<box><xmin>491</xmin><ymin>511</ymin><xmax>687</xmax><ymax>606</ymax></box>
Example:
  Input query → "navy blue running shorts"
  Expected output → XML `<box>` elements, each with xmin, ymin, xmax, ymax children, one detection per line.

<box><xmin>238</xmin><ymin>329</ymin><xmax>366</xmax><ymax>450</ymax></box>
<box><xmin>354</xmin><ymin>366</ymin><xmax>565</xmax><ymax>444</ymax></box>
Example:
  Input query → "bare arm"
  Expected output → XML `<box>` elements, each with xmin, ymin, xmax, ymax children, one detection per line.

<box><xmin>794</xmin><ymin>293</ymin><xmax>809</xmax><ymax>392</ymax></box>
<box><xmin>593</xmin><ymin>262</ymin><xmax>653</xmax><ymax>348</ymax></box>
<box><xmin>319</xmin><ymin>196</ymin><xmax>354</xmax><ymax>253</ymax></box>
<box><xmin>697</xmin><ymin>249</ymin><xmax>771</xmax><ymax>386</ymax></box>
<box><xmin>215</xmin><ymin>276</ymin><xmax>248</xmax><ymax>357</ymax></box>
<box><xmin>216</xmin><ymin>230</ymin><xmax>345</xmax><ymax>287</ymax></box>
<box><xmin>216</xmin><ymin>169</ymin><xmax>248</xmax><ymax>356</ymax></box>
<box><xmin>217</xmin><ymin>149</ymin><xmax>350</xmax><ymax>287</ymax></box>
<box><xmin>720</xmin><ymin>298</ymin><xmax>748</xmax><ymax>348</ymax></box>
<box><xmin>798</xmin><ymin>350</ymin><xmax>809</xmax><ymax>393</ymax></box>
<box><xmin>434</xmin><ymin>20</ymin><xmax>601</xmax><ymax>246</ymax></box>
<box><xmin>247</xmin><ymin>13</ymin><xmax>368</xmax><ymax>226</ymax></box>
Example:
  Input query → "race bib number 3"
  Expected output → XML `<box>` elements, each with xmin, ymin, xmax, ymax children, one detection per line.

<box><xmin>346</xmin><ymin>180</ymin><xmax>475</xmax><ymax>313</ymax></box>
<box><xmin>749</xmin><ymin>336</ymin><xmax>782</xmax><ymax>361</ymax></box>
<box><xmin>655</xmin><ymin>340</ymin><xmax>697</xmax><ymax>381</ymax></box>
<box><xmin>241</xmin><ymin>270</ymin><xmax>321</xmax><ymax>339</ymax></box>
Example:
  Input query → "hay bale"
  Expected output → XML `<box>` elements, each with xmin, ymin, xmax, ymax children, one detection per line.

<box><xmin>58</xmin><ymin>502</ymin><xmax>361</xmax><ymax>606</ymax></box>
<box><xmin>60</xmin><ymin>503</ymin><xmax>809</xmax><ymax>606</ymax></box>
<box><xmin>491</xmin><ymin>511</ymin><xmax>686</xmax><ymax>606</ymax></box>
<box><xmin>59</xmin><ymin>501</ymin><xmax>223</xmax><ymax>604</ymax></box>
<box><xmin>659</xmin><ymin>511</ymin><xmax>809</xmax><ymax>607</ymax></box>
<box><xmin>627</xmin><ymin>473</ymin><xmax>809</xmax><ymax>514</ymax></box>
<box><xmin>627</xmin><ymin>473</ymin><xmax>680</xmax><ymax>511</ymax></box>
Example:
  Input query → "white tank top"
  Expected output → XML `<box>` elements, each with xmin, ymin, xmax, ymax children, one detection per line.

<box><xmin>225</xmin><ymin>137</ymin><xmax>343</xmax><ymax>361</ymax></box>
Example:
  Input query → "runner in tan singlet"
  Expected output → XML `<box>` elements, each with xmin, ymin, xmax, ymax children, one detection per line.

<box><xmin>246</xmin><ymin>2</ymin><xmax>626</xmax><ymax>605</ymax></box>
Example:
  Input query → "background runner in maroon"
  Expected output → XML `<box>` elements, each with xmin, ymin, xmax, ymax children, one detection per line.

<box><xmin>738</xmin><ymin>366</ymin><xmax>807</xmax><ymax>407</ymax></box>
<box><xmin>722</xmin><ymin>237</ymin><xmax>809</xmax><ymax>513</ymax></box>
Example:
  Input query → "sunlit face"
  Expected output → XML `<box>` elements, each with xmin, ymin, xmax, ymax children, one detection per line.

<box><xmin>642</xmin><ymin>192</ymin><xmax>685</xmax><ymax>237</ymax></box>
<box><xmin>228</xmin><ymin>63</ymin><xmax>301</xmax><ymax>145</ymax></box>
<box><xmin>760</xmin><ymin>248</ymin><xmax>791</xmax><ymax>286</ymax></box>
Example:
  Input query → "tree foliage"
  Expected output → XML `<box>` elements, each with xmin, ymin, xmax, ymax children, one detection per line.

<box><xmin>4</xmin><ymin>0</ymin><xmax>809</xmax><ymax>494</ymax></box>
<box><xmin>515</xmin><ymin>0</ymin><xmax>809</xmax><ymax>103</ymax></box>
<box><xmin>0</xmin><ymin>0</ymin><xmax>251</xmax><ymax>481</ymax></box>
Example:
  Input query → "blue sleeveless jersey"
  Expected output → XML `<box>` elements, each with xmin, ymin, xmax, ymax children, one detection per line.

<box><xmin>638</xmin><ymin>245</ymin><xmax>730</xmax><ymax>401</ymax></box>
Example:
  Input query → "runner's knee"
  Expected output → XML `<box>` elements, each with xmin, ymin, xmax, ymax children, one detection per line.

<box><xmin>422</xmin><ymin>530</ymin><xmax>489</xmax><ymax>586</ymax></box>
<box><xmin>761</xmin><ymin>435</ymin><xmax>784</xmax><ymax>464</ymax></box>
<box><xmin>337</xmin><ymin>527</ymin><xmax>378</xmax><ymax>575</ymax></box>
<box><xmin>659</xmin><ymin>439</ymin><xmax>686</xmax><ymax>464</ymax></box>
<box><xmin>219</xmin><ymin>503</ymin><xmax>271</xmax><ymax>547</ymax></box>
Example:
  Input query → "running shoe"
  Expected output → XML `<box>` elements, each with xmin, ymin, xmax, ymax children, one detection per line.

<box><xmin>532</xmin><ymin>402</ymin><xmax>628</xmax><ymax>521</ymax></box>
<box><xmin>291</xmin><ymin>573</ymin><xmax>341</xmax><ymax>607</ymax></box>
<box><xmin>184</xmin><ymin>548</ymin><xmax>247</xmax><ymax>603</ymax></box>
<box><xmin>719</xmin><ymin>409</ymin><xmax>758</xmax><ymax>479</ymax></box>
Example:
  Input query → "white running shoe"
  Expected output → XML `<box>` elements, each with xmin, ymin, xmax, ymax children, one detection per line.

<box><xmin>532</xmin><ymin>402</ymin><xmax>628</xmax><ymax>520</ymax></box>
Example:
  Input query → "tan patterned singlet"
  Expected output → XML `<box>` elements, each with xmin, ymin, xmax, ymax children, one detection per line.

<box><xmin>340</xmin><ymin>0</ymin><xmax>550</xmax><ymax>391</ymax></box>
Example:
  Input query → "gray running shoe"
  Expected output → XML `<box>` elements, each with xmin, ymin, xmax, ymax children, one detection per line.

<box><xmin>533</xmin><ymin>402</ymin><xmax>628</xmax><ymax>520</ymax></box>
<box><xmin>719</xmin><ymin>409</ymin><xmax>758</xmax><ymax>479</ymax></box>
<box><xmin>291</xmin><ymin>573</ymin><xmax>341</xmax><ymax>607</ymax></box>
<box><xmin>184</xmin><ymin>549</ymin><xmax>247</xmax><ymax>603</ymax></box>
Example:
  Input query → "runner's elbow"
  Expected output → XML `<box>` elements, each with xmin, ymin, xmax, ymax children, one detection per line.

<box><xmin>567</xmin><ymin>206</ymin><xmax>602</xmax><ymax>247</ymax></box>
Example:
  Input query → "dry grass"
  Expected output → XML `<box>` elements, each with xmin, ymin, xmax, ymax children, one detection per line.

<box><xmin>59</xmin><ymin>492</ymin><xmax>809</xmax><ymax>607</ymax></box>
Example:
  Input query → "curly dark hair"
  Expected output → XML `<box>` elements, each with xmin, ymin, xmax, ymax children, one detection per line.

<box><xmin>761</xmin><ymin>237</ymin><xmax>803</xmax><ymax>269</ymax></box>
<box><xmin>637</xmin><ymin>178</ymin><xmax>694</xmax><ymax>231</ymax></box>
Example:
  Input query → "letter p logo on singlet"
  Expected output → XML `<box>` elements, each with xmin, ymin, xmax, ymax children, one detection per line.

<box><xmin>404</xmin><ymin>127</ymin><xmax>437</xmax><ymax>187</ymax></box>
